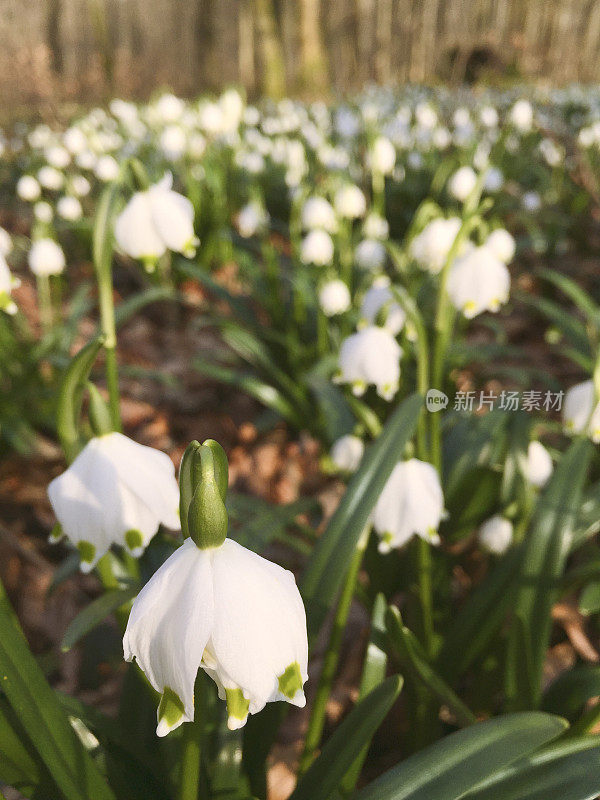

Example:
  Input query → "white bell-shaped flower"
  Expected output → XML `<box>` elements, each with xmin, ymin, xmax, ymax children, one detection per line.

<box><xmin>448</xmin><ymin>166</ymin><xmax>477</xmax><ymax>202</ymax></box>
<box><xmin>236</xmin><ymin>202</ymin><xmax>269</xmax><ymax>238</ymax></box>
<box><xmin>337</xmin><ymin>326</ymin><xmax>402</xmax><ymax>400</ymax></box>
<box><xmin>115</xmin><ymin>173</ymin><xmax>198</xmax><ymax>262</ymax></box>
<box><xmin>447</xmin><ymin>245</ymin><xmax>510</xmax><ymax>318</ymax></box>
<box><xmin>28</xmin><ymin>239</ymin><xmax>66</xmax><ymax>276</ymax></box>
<box><xmin>360</xmin><ymin>277</ymin><xmax>406</xmax><ymax>335</ymax></box>
<box><xmin>486</xmin><ymin>229</ymin><xmax>516</xmax><ymax>263</ymax></box>
<box><xmin>334</xmin><ymin>185</ymin><xmax>366</xmax><ymax>219</ymax></box>
<box><xmin>510</xmin><ymin>99</ymin><xmax>534</xmax><ymax>132</ymax></box>
<box><xmin>370</xmin><ymin>136</ymin><xmax>396</xmax><ymax>175</ymax></box>
<box><xmin>300</xmin><ymin>229</ymin><xmax>334</xmax><ymax>266</ymax></box>
<box><xmin>48</xmin><ymin>433</ymin><xmax>180</xmax><ymax>572</ymax></box>
<box><xmin>524</xmin><ymin>441</ymin><xmax>553</xmax><ymax>488</ymax></box>
<box><xmin>123</xmin><ymin>537</ymin><xmax>308</xmax><ymax>735</ymax></box>
<box><xmin>355</xmin><ymin>239</ymin><xmax>387</xmax><ymax>271</ymax></box>
<box><xmin>0</xmin><ymin>254</ymin><xmax>19</xmax><ymax>315</ymax></box>
<box><xmin>301</xmin><ymin>197</ymin><xmax>338</xmax><ymax>233</ymax></box>
<box><xmin>563</xmin><ymin>380</ymin><xmax>600</xmax><ymax>443</ymax></box>
<box><xmin>410</xmin><ymin>217</ymin><xmax>461</xmax><ymax>274</ymax></box>
<box><xmin>319</xmin><ymin>279</ymin><xmax>351</xmax><ymax>316</ymax></box>
<box><xmin>478</xmin><ymin>515</ymin><xmax>513</xmax><ymax>555</ymax></box>
<box><xmin>17</xmin><ymin>175</ymin><xmax>41</xmax><ymax>202</ymax></box>
<box><xmin>373</xmin><ymin>459</ymin><xmax>444</xmax><ymax>552</ymax></box>
<box><xmin>330</xmin><ymin>435</ymin><xmax>364</xmax><ymax>473</ymax></box>
<box><xmin>0</xmin><ymin>227</ymin><xmax>12</xmax><ymax>257</ymax></box>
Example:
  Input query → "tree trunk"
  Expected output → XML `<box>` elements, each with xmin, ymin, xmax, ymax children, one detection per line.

<box><xmin>298</xmin><ymin>0</ymin><xmax>329</xmax><ymax>95</ymax></box>
<box><xmin>253</xmin><ymin>0</ymin><xmax>286</xmax><ymax>97</ymax></box>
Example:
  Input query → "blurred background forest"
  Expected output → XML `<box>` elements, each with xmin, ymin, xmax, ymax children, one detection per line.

<box><xmin>2</xmin><ymin>0</ymin><xmax>600</xmax><ymax>112</ymax></box>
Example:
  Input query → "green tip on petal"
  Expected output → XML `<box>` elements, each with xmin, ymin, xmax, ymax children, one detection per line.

<box><xmin>278</xmin><ymin>661</ymin><xmax>304</xmax><ymax>701</ymax></box>
<box><xmin>125</xmin><ymin>528</ymin><xmax>144</xmax><ymax>556</ymax></box>
<box><xmin>157</xmin><ymin>687</ymin><xmax>185</xmax><ymax>737</ymax></box>
<box><xmin>77</xmin><ymin>540</ymin><xmax>96</xmax><ymax>572</ymax></box>
<box><xmin>48</xmin><ymin>522</ymin><xmax>64</xmax><ymax>544</ymax></box>
<box><xmin>225</xmin><ymin>687</ymin><xmax>250</xmax><ymax>730</ymax></box>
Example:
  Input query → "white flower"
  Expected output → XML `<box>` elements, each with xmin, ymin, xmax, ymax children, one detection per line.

<box><xmin>300</xmin><ymin>229</ymin><xmax>334</xmax><ymax>266</ymax></box>
<box><xmin>38</xmin><ymin>166</ymin><xmax>64</xmax><ymax>191</ymax></box>
<box><xmin>0</xmin><ymin>254</ymin><xmax>19</xmax><ymax>315</ymax></box>
<box><xmin>370</xmin><ymin>136</ymin><xmax>396</xmax><ymax>174</ymax></box>
<box><xmin>525</xmin><ymin>441</ymin><xmax>553</xmax><ymax>488</ymax></box>
<box><xmin>236</xmin><ymin>202</ymin><xmax>269</xmax><ymax>238</ymax></box>
<box><xmin>70</xmin><ymin>175</ymin><xmax>91</xmax><ymax>197</ymax></box>
<box><xmin>478</xmin><ymin>515</ymin><xmax>513</xmax><ymax>555</ymax></box>
<box><xmin>63</xmin><ymin>126</ymin><xmax>88</xmax><ymax>155</ymax></box>
<box><xmin>338</xmin><ymin>326</ymin><xmax>401</xmax><ymax>400</ymax></box>
<box><xmin>415</xmin><ymin>103</ymin><xmax>437</xmax><ymax>129</ymax></box>
<box><xmin>363</xmin><ymin>213</ymin><xmax>389</xmax><ymax>240</ymax></box>
<box><xmin>28</xmin><ymin>239</ymin><xmax>66</xmax><ymax>276</ymax></box>
<box><xmin>360</xmin><ymin>277</ymin><xmax>405</xmax><ymax>335</ymax></box>
<box><xmin>410</xmin><ymin>217</ymin><xmax>461</xmax><ymax>274</ymax></box>
<box><xmin>0</xmin><ymin>228</ymin><xmax>12</xmax><ymax>257</ymax></box>
<box><xmin>45</xmin><ymin>145</ymin><xmax>71</xmax><ymax>169</ymax></box>
<box><xmin>448</xmin><ymin>166</ymin><xmax>477</xmax><ymax>202</ymax></box>
<box><xmin>154</xmin><ymin>93</ymin><xmax>185</xmax><ymax>123</ymax></box>
<box><xmin>447</xmin><ymin>245</ymin><xmax>510</xmax><ymax>318</ymax></box>
<box><xmin>563</xmin><ymin>380</ymin><xmax>600</xmax><ymax>442</ymax></box>
<box><xmin>34</xmin><ymin>201</ymin><xmax>53</xmax><ymax>223</ymax></box>
<box><xmin>373</xmin><ymin>459</ymin><xmax>443</xmax><ymax>552</ymax></box>
<box><xmin>57</xmin><ymin>196</ymin><xmax>83</xmax><ymax>221</ymax></box>
<box><xmin>486</xmin><ymin>229</ymin><xmax>516</xmax><ymax>263</ymax></box>
<box><xmin>301</xmin><ymin>197</ymin><xmax>338</xmax><ymax>233</ymax></box>
<box><xmin>48</xmin><ymin>433</ymin><xmax>180</xmax><ymax>572</ymax></box>
<box><xmin>330</xmin><ymin>435</ymin><xmax>364</xmax><ymax>472</ymax></box>
<box><xmin>510</xmin><ymin>99</ymin><xmax>534</xmax><ymax>132</ymax></box>
<box><xmin>484</xmin><ymin>167</ymin><xmax>504</xmax><ymax>192</ymax></box>
<box><xmin>319</xmin><ymin>279</ymin><xmax>351</xmax><ymax>316</ymax></box>
<box><xmin>17</xmin><ymin>175</ymin><xmax>41</xmax><ymax>202</ymax></box>
<box><xmin>480</xmin><ymin>106</ymin><xmax>499</xmax><ymax>127</ymax></box>
<box><xmin>160</xmin><ymin>125</ymin><xmax>187</xmax><ymax>160</ymax></box>
<box><xmin>334</xmin><ymin>185</ymin><xmax>366</xmax><ymax>219</ymax></box>
<box><xmin>95</xmin><ymin>155</ymin><xmax>120</xmax><ymax>182</ymax></box>
<box><xmin>123</xmin><ymin>537</ymin><xmax>308</xmax><ymax>735</ymax></box>
<box><xmin>355</xmin><ymin>239</ymin><xmax>386</xmax><ymax>271</ymax></box>
<box><xmin>522</xmin><ymin>191</ymin><xmax>541</xmax><ymax>212</ymax></box>
<box><xmin>115</xmin><ymin>174</ymin><xmax>198</xmax><ymax>261</ymax></box>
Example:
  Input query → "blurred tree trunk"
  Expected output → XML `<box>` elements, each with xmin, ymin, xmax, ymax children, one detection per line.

<box><xmin>47</xmin><ymin>0</ymin><xmax>63</xmax><ymax>74</ymax></box>
<box><xmin>375</xmin><ymin>0</ymin><xmax>393</xmax><ymax>83</ymax></box>
<box><xmin>253</xmin><ymin>0</ymin><xmax>286</xmax><ymax>97</ymax></box>
<box><xmin>239</xmin><ymin>0</ymin><xmax>256</xmax><ymax>93</ymax></box>
<box><xmin>298</xmin><ymin>0</ymin><xmax>329</xmax><ymax>95</ymax></box>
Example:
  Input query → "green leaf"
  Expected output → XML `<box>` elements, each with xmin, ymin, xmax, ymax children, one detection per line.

<box><xmin>386</xmin><ymin>606</ymin><xmax>476</xmax><ymax>728</ymax></box>
<box><xmin>61</xmin><ymin>586</ymin><xmax>138</xmax><ymax>652</ymax></box>
<box><xmin>289</xmin><ymin>676</ymin><xmax>403</xmax><ymax>800</ymax></box>
<box><xmin>340</xmin><ymin>593</ymin><xmax>389</xmax><ymax>795</ymax></box>
<box><xmin>538</xmin><ymin>268</ymin><xmax>600</xmax><ymax>330</ymax></box>
<box><xmin>462</xmin><ymin>736</ymin><xmax>600</xmax><ymax>800</ymax></box>
<box><xmin>301</xmin><ymin>393</ymin><xmax>422</xmax><ymax>640</ymax></box>
<box><xmin>0</xmin><ymin>579</ymin><xmax>116</xmax><ymax>800</ymax></box>
<box><xmin>0</xmin><ymin>696</ymin><xmax>47</xmax><ymax>796</ymax></box>
<box><xmin>56</xmin><ymin>336</ymin><xmax>104</xmax><ymax>463</ymax></box>
<box><xmin>507</xmin><ymin>438</ymin><xmax>593</xmax><ymax>708</ymax></box>
<box><xmin>354</xmin><ymin>713</ymin><xmax>567</xmax><ymax>800</ymax></box>
<box><xmin>579</xmin><ymin>582</ymin><xmax>600</xmax><ymax>615</ymax></box>
<box><xmin>115</xmin><ymin>286</ymin><xmax>178</xmax><ymax>328</ymax></box>
<box><xmin>543</xmin><ymin>665</ymin><xmax>600</xmax><ymax>719</ymax></box>
<box><xmin>194</xmin><ymin>359</ymin><xmax>306</xmax><ymax>429</ymax></box>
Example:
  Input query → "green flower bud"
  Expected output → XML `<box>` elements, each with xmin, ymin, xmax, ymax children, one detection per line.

<box><xmin>179</xmin><ymin>439</ymin><xmax>229</xmax><ymax>549</ymax></box>
<box><xmin>87</xmin><ymin>382</ymin><xmax>114</xmax><ymax>437</ymax></box>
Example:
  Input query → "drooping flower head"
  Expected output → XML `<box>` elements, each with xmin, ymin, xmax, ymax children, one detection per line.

<box><xmin>410</xmin><ymin>217</ymin><xmax>461</xmax><ymax>274</ymax></box>
<box><xmin>563</xmin><ymin>380</ymin><xmax>600</xmax><ymax>443</ymax></box>
<box><xmin>48</xmin><ymin>432</ymin><xmax>180</xmax><ymax>571</ymax></box>
<box><xmin>123</xmin><ymin>440</ymin><xmax>308</xmax><ymax>735</ymax></box>
<box><xmin>447</xmin><ymin>245</ymin><xmax>510</xmax><ymax>318</ymax></box>
<box><xmin>337</xmin><ymin>326</ymin><xmax>402</xmax><ymax>400</ymax></box>
<box><xmin>373</xmin><ymin>459</ymin><xmax>444</xmax><ymax>552</ymax></box>
<box><xmin>478</xmin><ymin>515</ymin><xmax>513</xmax><ymax>555</ymax></box>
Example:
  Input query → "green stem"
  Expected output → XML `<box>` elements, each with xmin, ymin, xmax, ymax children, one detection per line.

<box><xmin>298</xmin><ymin>526</ymin><xmax>370</xmax><ymax>775</ymax></box>
<box><xmin>36</xmin><ymin>274</ymin><xmax>53</xmax><ymax>335</ymax></box>
<box><xmin>415</xmin><ymin>538</ymin><xmax>434</xmax><ymax>658</ymax></box>
<box><xmin>97</xmin><ymin>267</ymin><xmax>122</xmax><ymax>432</ymax></box>
<box><xmin>372</xmin><ymin>170</ymin><xmax>385</xmax><ymax>216</ymax></box>
<box><xmin>179</xmin><ymin>720</ymin><xmax>204</xmax><ymax>800</ymax></box>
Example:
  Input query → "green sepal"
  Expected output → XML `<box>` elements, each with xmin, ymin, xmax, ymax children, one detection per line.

<box><xmin>57</xmin><ymin>337</ymin><xmax>104</xmax><ymax>464</ymax></box>
<box><xmin>76</xmin><ymin>541</ymin><xmax>96</xmax><ymax>569</ymax></box>
<box><xmin>278</xmin><ymin>662</ymin><xmax>303</xmax><ymax>699</ymax></box>
<box><xmin>157</xmin><ymin>687</ymin><xmax>185</xmax><ymax>734</ymax></box>
<box><xmin>180</xmin><ymin>439</ymin><xmax>229</xmax><ymax>548</ymax></box>
<box><xmin>86</xmin><ymin>382</ymin><xmax>114</xmax><ymax>437</ymax></box>
<box><xmin>124</xmin><ymin>529</ymin><xmax>144</xmax><ymax>553</ymax></box>
<box><xmin>225</xmin><ymin>688</ymin><xmax>250</xmax><ymax>723</ymax></box>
